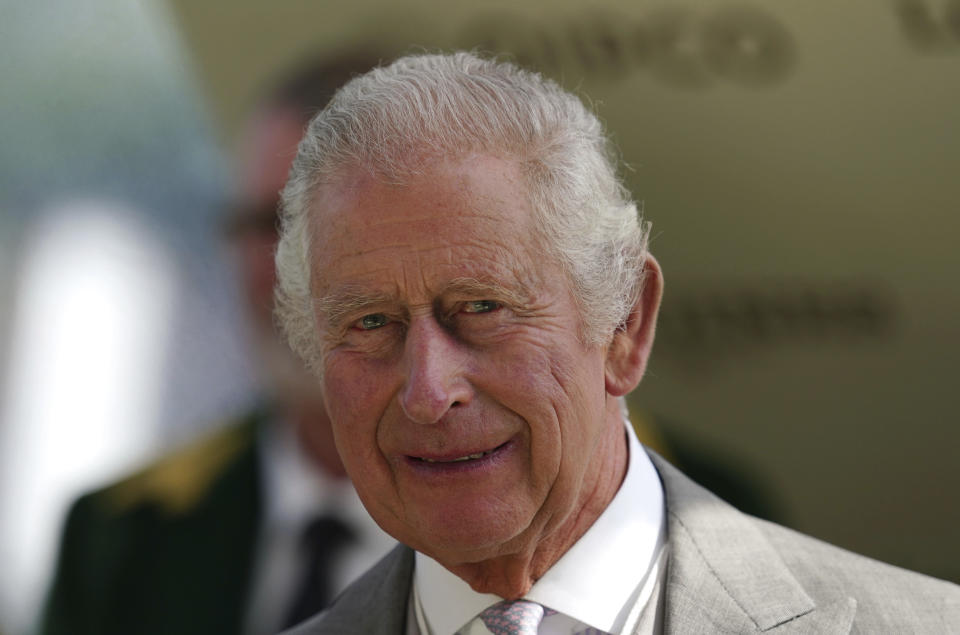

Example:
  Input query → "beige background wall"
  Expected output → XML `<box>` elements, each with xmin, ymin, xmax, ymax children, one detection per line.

<box><xmin>167</xmin><ymin>0</ymin><xmax>960</xmax><ymax>582</ymax></box>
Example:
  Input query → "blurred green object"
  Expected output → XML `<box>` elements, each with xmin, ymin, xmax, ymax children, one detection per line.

<box><xmin>38</xmin><ymin>415</ymin><xmax>262</xmax><ymax>635</ymax></box>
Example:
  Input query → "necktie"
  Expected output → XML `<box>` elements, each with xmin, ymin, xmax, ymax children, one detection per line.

<box><xmin>479</xmin><ymin>600</ymin><xmax>548</xmax><ymax>635</ymax></box>
<box><xmin>280</xmin><ymin>514</ymin><xmax>355</xmax><ymax>629</ymax></box>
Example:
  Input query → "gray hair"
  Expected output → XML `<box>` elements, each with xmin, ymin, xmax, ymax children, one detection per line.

<box><xmin>275</xmin><ymin>51</ymin><xmax>650</xmax><ymax>374</ymax></box>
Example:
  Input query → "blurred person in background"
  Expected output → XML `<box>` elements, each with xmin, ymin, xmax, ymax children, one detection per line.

<box><xmin>36</xmin><ymin>50</ymin><xmax>395</xmax><ymax>635</ymax></box>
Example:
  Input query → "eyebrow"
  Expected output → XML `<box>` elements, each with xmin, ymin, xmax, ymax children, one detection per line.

<box><xmin>443</xmin><ymin>276</ymin><xmax>534</xmax><ymax>307</ymax></box>
<box><xmin>313</xmin><ymin>287</ymin><xmax>396</xmax><ymax>330</ymax></box>
<box><xmin>313</xmin><ymin>275</ymin><xmax>536</xmax><ymax>329</ymax></box>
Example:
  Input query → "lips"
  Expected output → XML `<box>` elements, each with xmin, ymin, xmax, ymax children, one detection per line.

<box><xmin>408</xmin><ymin>441</ymin><xmax>510</xmax><ymax>465</ymax></box>
<box><xmin>415</xmin><ymin>449</ymin><xmax>494</xmax><ymax>463</ymax></box>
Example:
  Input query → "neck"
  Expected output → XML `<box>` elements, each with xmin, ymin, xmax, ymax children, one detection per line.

<box><xmin>445</xmin><ymin>405</ymin><xmax>628</xmax><ymax>599</ymax></box>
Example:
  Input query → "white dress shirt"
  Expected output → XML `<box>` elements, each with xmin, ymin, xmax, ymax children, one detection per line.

<box><xmin>410</xmin><ymin>421</ymin><xmax>667</xmax><ymax>635</ymax></box>
<box><xmin>243</xmin><ymin>416</ymin><xmax>396</xmax><ymax>635</ymax></box>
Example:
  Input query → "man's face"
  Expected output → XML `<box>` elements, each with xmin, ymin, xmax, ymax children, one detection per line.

<box><xmin>310</xmin><ymin>155</ymin><xmax>623</xmax><ymax>566</ymax></box>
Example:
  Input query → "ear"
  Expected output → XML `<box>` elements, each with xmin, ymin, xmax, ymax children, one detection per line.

<box><xmin>605</xmin><ymin>254</ymin><xmax>663</xmax><ymax>397</ymax></box>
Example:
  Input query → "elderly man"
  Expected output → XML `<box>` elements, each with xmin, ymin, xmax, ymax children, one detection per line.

<box><xmin>275</xmin><ymin>52</ymin><xmax>959</xmax><ymax>634</ymax></box>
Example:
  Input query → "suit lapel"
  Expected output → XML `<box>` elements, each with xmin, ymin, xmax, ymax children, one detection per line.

<box><xmin>649</xmin><ymin>452</ymin><xmax>856</xmax><ymax>634</ymax></box>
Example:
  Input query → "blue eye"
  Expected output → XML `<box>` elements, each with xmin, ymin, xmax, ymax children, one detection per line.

<box><xmin>462</xmin><ymin>300</ymin><xmax>500</xmax><ymax>314</ymax></box>
<box><xmin>358</xmin><ymin>313</ymin><xmax>389</xmax><ymax>330</ymax></box>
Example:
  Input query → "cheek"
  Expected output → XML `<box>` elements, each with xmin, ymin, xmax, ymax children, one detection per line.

<box><xmin>477</xmin><ymin>342</ymin><xmax>574</xmax><ymax>480</ymax></box>
<box><xmin>502</xmin><ymin>340</ymin><xmax>607</xmax><ymax>476</ymax></box>
<box><xmin>487</xmin><ymin>333</ymin><xmax>604</xmax><ymax>418</ymax></box>
<box><xmin>323</xmin><ymin>353</ymin><xmax>397</xmax><ymax>463</ymax></box>
<box><xmin>324</xmin><ymin>351</ymin><xmax>395</xmax><ymax>413</ymax></box>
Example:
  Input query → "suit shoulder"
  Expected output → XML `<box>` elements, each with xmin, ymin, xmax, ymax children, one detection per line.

<box><xmin>87</xmin><ymin>419</ymin><xmax>257</xmax><ymax>517</ymax></box>
<box><xmin>754</xmin><ymin>517</ymin><xmax>960</xmax><ymax>629</ymax></box>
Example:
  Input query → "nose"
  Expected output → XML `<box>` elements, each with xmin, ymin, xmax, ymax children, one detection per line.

<box><xmin>399</xmin><ymin>316</ymin><xmax>473</xmax><ymax>424</ymax></box>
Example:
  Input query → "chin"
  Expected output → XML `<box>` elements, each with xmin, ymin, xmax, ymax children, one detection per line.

<box><xmin>402</xmin><ymin>511</ymin><xmax>534</xmax><ymax>566</ymax></box>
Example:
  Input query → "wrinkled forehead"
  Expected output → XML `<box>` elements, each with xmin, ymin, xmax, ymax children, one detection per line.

<box><xmin>305</xmin><ymin>154</ymin><xmax>551</xmax><ymax>296</ymax></box>
<box><xmin>314</xmin><ymin>154</ymin><xmax>539</xmax><ymax>238</ymax></box>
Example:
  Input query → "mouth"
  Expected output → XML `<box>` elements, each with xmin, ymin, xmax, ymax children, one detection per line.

<box><xmin>407</xmin><ymin>440</ymin><xmax>511</xmax><ymax>467</ymax></box>
<box><xmin>414</xmin><ymin>447</ymin><xmax>500</xmax><ymax>463</ymax></box>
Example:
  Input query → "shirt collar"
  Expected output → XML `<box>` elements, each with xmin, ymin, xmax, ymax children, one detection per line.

<box><xmin>414</xmin><ymin>420</ymin><xmax>665</xmax><ymax>634</ymax></box>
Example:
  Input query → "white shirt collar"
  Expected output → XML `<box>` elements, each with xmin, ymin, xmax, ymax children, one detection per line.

<box><xmin>414</xmin><ymin>420</ymin><xmax>665</xmax><ymax>634</ymax></box>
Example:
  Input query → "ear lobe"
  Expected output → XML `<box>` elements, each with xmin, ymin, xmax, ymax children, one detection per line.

<box><xmin>605</xmin><ymin>254</ymin><xmax>663</xmax><ymax>397</ymax></box>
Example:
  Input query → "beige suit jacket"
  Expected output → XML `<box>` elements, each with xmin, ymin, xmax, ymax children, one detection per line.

<box><xmin>286</xmin><ymin>452</ymin><xmax>960</xmax><ymax>634</ymax></box>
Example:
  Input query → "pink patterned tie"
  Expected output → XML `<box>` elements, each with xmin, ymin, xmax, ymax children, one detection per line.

<box><xmin>479</xmin><ymin>600</ymin><xmax>546</xmax><ymax>635</ymax></box>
